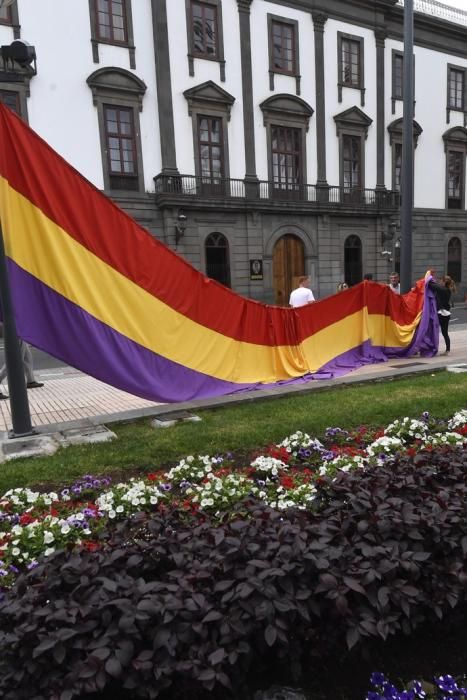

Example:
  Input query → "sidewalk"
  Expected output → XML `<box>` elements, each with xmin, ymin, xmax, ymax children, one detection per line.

<box><xmin>1</xmin><ymin>328</ymin><xmax>466</xmax><ymax>434</ymax></box>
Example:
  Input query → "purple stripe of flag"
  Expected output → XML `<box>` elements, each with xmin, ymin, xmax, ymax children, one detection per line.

<box><xmin>7</xmin><ymin>260</ymin><xmax>254</xmax><ymax>403</ymax></box>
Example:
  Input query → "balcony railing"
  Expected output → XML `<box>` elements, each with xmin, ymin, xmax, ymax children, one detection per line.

<box><xmin>398</xmin><ymin>0</ymin><xmax>467</xmax><ymax>27</ymax></box>
<box><xmin>154</xmin><ymin>174</ymin><xmax>399</xmax><ymax>209</ymax></box>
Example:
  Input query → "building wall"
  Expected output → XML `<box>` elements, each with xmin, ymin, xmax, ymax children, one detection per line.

<box><xmin>1</xmin><ymin>0</ymin><xmax>466</xmax><ymax>302</ymax></box>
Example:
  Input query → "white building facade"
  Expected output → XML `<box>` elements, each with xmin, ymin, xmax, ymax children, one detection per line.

<box><xmin>0</xmin><ymin>0</ymin><xmax>466</xmax><ymax>301</ymax></box>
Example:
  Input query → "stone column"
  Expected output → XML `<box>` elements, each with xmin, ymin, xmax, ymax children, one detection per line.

<box><xmin>375</xmin><ymin>28</ymin><xmax>387</xmax><ymax>191</ymax></box>
<box><xmin>237</xmin><ymin>0</ymin><xmax>258</xmax><ymax>195</ymax></box>
<box><xmin>312</xmin><ymin>12</ymin><xmax>328</xmax><ymax>189</ymax></box>
<box><xmin>151</xmin><ymin>0</ymin><xmax>179</xmax><ymax>176</ymax></box>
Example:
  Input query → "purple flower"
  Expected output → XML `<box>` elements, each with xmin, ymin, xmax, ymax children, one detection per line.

<box><xmin>422</xmin><ymin>411</ymin><xmax>430</xmax><ymax>421</ymax></box>
<box><xmin>0</xmin><ymin>569</ymin><xmax>8</xmax><ymax>577</ymax></box>
<box><xmin>71</xmin><ymin>486</ymin><xmax>82</xmax><ymax>494</ymax></box>
<box><xmin>371</xmin><ymin>673</ymin><xmax>387</xmax><ymax>688</ymax></box>
<box><xmin>436</xmin><ymin>676</ymin><xmax>458</xmax><ymax>693</ymax></box>
<box><xmin>82</xmin><ymin>508</ymin><xmax>97</xmax><ymax>518</ymax></box>
<box><xmin>322</xmin><ymin>451</ymin><xmax>336</xmax><ymax>462</ymax></box>
<box><xmin>179</xmin><ymin>480</ymin><xmax>191</xmax><ymax>490</ymax></box>
<box><xmin>382</xmin><ymin>683</ymin><xmax>399</xmax><ymax>699</ymax></box>
<box><xmin>160</xmin><ymin>484</ymin><xmax>172</xmax><ymax>492</ymax></box>
<box><xmin>61</xmin><ymin>488</ymin><xmax>70</xmax><ymax>497</ymax></box>
<box><xmin>92</xmin><ymin>480</ymin><xmax>101</xmax><ymax>488</ymax></box>
<box><xmin>367</xmin><ymin>693</ymin><xmax>382</xmax><ymax>700</ymax></box>
<box><xmin>411</xmin><ymin>681</ymin><xmax>426</xmax><ymax>698</ymax></box>
<box><xmin>8</xmin><ymin>565</ymin><xmax>19</xmax><ymax>574</ymax></box>
<box><xmin>27</xmin><ymin>561</ymin><xmax>39</xmax><ymax>570</ymax></box>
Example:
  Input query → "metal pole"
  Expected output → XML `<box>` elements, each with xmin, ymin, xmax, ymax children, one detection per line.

<box><xmin>400</xmin><ymin>0</ymin><xmax>414</xmax><ymax>294</ymax></box>
<box><xmin>0</xmin><ymin>224</ymin><xmax>33</xmax><ymax>437</ymax></box>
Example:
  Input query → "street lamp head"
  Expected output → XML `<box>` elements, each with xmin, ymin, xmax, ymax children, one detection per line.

<box><xmin>175</xmin><ymin>211</ymin><xmax>187</xmax><ymax>247</ymax></box>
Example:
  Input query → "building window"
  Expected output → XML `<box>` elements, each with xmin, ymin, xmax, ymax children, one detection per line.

<box><xmin>260</xmin><ymin>94</ymin><xmax>313</xmax><ymax>201</ymax></box>
<box><xmin>184</xmin><ymin>81</ymin><xmax>234</xmax><ymax>188</ymax></box>
<box><xmin>104</xmin><ymin>105</ymin><xmax>138</xmax><ymax>191</ymax></box>
<box><xmin>391</xmin><ymin>50</ymin><xmax>403</xmax><ymax>114</ymax></box>
<box><xmin>186</xmin><ymin>0</ymin><xmax>225</xmax><ymax>81</ymax></box>
<box><xmin>272</xmin><ymin>21</ymin><xmax>294</xmax><ymax>73</ymax></box>
<box><xmin>344</xmin><ymin>235</ymin><xmax>362</xmax><ymax>287</ymax></box>
<box><xmin>0</xmin><ymin>2</ymin><xmax>19</xmax><ymax>36</ymax></box>
<box><xmin>447</xmin><ymin>151</ymin><xmax>463</xmax><ymax>209</ymax></box>
<box><xmin>192</xmin><ymin>1</ymin><xmax>218</xmax><ymax>59</ymax></box>
<box><xmin>448</xmin><ymin>69</ymin><xmax>463</xmax><ymax>109</ymax></box>
<box><xmin>89</xmin><ymin>0</ymin><xmax>135</xmax><ymax>68</ymax></box>
<box><xmin>96</xmin><ymin>0</ymin><xmax>127</xmax><ymax>43</ymax></box>
<box><xmin>394</xmin><ymin>142</ymin><xmax>402</xmax><ymax>192</ymax></box>
<box><xmin>447</xmin><ymin>65</ymin><xmax>466</xmax><ymax>125</ymax></box>
<box><xmin>334</xmin><ymin>106</ymin><xmax>372</xmax><ymax>198</ymax></box>
<box><xmin>0</xmin><ymin>80</ymin><xmax>31</xmax><ymax>122</ymax></box>
<box><xmin>338</xmin><ymin>33</ymin><xmax>365</xmax><ymax>106</ymax></box>
<box><xmin>87</xmin><ymin>67</ymin><xmax>146</xmax><ymax>193</ymax></box>
<box><xmin>198</xmin><ymin>115</ymin><xmax>224</xmax><ymax>184</ymax></box>
<box><xmin>443</xmin><ymin>127</ymin><xmax>467</xmax><ymax>209</ymax></box>
<box><xmin>388</xmin><ymin>118</ymin><xmax>422</xmax><ymax>193</ymax></box>
<box><xmin>447</xmin><ymin>236</ymin><xmax>462</xmax><ymax>284</ymax></box>
<box><xmin>391</xmin><ymin>51</ymin><xmax>416</xmax><ymax>115</ymax></box>
<box><xmin>205</xmin><ymin>233</ymin><xmax>231</xmax><ymax>287</ymax></box>
<box><xmin>342</xmin><ymin>135</ymin><xmax>361</xmax><ymax>190</ymax></box>
<box><xmin>0</xmin><ymin>90</ymin><xmax>21</xmax><ymax>115</ymax></box>
<box><xmin>0</xmin><ymin>5</ymin><xmax>11</xmax><ymax>24</ymax></box>
<box><xmin>267</xmin><ymin>15</ymin><xmax>300</xmax><ymax>95</ymax></box>
<box><xmin>271</xmin><ymin>125</ymin><xmax>301</xmax><ymax>191</ymax></box>
<box><xmin>341</xmin><ymin>39</ymin><xmax>360</xmax><ymax>86</ymax></box>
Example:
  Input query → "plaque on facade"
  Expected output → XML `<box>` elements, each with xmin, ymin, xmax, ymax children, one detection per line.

<box><xmin>250</xmin><ymin>259</ymin><xmax>263</xmax><ymax>280</ymax></box>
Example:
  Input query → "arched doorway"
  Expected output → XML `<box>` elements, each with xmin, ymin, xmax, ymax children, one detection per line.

<box><xmin>344</xmin><ymin>235</ymin><xmax>362</xmax><ymax>286</ymax></box>
<box><xmin>273</xmin><ymin>234</ymin><xmax>305</xmax><ymax>305</ymax></box>
<box><xmin>205</xmin><ymin>233</ymin><xmax>231</xmax><ymax>287</ymax></box>
<box><xmin>447</xmin><ymin>236</ymin><xmax>462</xmax><ymax>284</ymax></box>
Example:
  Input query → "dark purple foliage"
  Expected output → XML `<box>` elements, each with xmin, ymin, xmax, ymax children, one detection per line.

<box><xmin>0</xmin><ymin>446</ymin><xmax>467</xmax><ymax>699</ymax></box>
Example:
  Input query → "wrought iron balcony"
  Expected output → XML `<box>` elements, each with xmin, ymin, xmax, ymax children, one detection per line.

<box><xmin>154</xmin><ymin>174</ymin><xmax>399</xmax><ymax>210</ymax></box>
<box><xmin>398</xmin><ymin>0</ymin><xmax>467</xmax><ymax>27</ymax></box>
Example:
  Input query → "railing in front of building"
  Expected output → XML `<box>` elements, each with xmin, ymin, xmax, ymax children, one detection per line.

<box><xmin>154</xmin><ymin>175</ymin><xmax>399</xmax><ymax>209</ymax></box>
<box><xmin>397</xmin><ymin>0</ymin><xmax>467</xmax><ymax>27</ymax></box>
<box><xmin>154</xmin><ymin>174</ymin><xmax>399</xmax><ymax>209</ymax></box>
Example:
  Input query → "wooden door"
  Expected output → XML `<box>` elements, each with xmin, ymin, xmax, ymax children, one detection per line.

<box><xmin>273</xmin><ymin>235</ymin><xmax>305</xmax><ymax>306</ymax></box>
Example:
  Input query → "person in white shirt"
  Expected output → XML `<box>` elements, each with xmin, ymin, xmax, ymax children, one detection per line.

<box><xmin>289</xmin><ymin>276</ymin><xmax>315</xmax><ymax>307</ymax></box>
<box><xmin>388</xmin><ymin>272</ymin><xmax>400</xmax><ymax>294</ymax></box>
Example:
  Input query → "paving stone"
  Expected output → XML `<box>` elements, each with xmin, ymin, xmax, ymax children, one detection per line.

<box><xmin>0</xmin><ymin>434</ymin><xmax>59</xmax><ymax>462</ymax></box>
<box><xmin>58</xmin><ymin>425</ymin><xmax>117</xmax><ymax>445</ymax></box>
<box><xmin>151</xmin><ymin>412</ymin><xmax>201</xmax><ymax>429</ymax></box>
<box><xmin>151</xmin><ymin>417</ymin><xmax>178</xmax><ymax>429</ymax></box>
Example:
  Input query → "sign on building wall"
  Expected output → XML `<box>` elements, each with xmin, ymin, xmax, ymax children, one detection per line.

<box><xmin>250</xmin><ymin>259</ymin><xmax>263</xmax><ymax>280</ymax></box>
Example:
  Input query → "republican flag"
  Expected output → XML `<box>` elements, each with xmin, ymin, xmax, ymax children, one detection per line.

<box><xmin>0</xmin><ymin>104</ymin><xmax>438</xmax><ymax>403</ymax></box>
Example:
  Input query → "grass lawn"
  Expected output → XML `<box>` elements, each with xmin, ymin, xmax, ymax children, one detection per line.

<box><xmin>0</xmin><ymin>370</ymin><xmax>465</xmax><ymax>495</ymax></box>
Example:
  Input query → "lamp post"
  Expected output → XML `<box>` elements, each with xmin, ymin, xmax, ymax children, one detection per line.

<box><xmin>175</xmin><ymin>211</ymin><xmax>187</xmax><ymax>247</ymax></box>
<box><xmin>400</xmin><ymin>0</ymin><xmax>414</xmax><ymax>293</ymax></box>
<box><xmin>0</xmin><ymin>0</ymin><xmax>34</xmax><ymax>437</ymax></box>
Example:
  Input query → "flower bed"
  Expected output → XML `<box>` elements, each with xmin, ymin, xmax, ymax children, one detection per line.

<box><xmin>1</xmin><ymin>434</ymin><xmax>467</xmax><ymax>698</ymax></box>
<box><xmin>0</xmin><ymin>410</ymin><xmax>466</xmax><ymax>589</ymax></box>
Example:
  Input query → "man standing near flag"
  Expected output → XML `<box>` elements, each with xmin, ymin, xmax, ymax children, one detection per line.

<box><xmin>0</xmin><ymin>339</ymin><xmax>43</xmax><ymax>399</ymax></box>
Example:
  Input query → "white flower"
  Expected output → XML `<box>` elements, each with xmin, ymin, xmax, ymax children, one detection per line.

<box><xmin>43</xmin><ymin>531</ymin><xmax>55</xmax><ymax>545</ymax></box>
